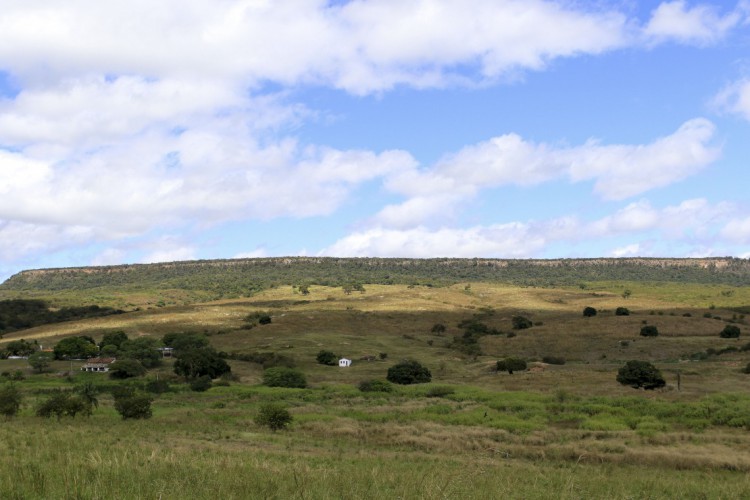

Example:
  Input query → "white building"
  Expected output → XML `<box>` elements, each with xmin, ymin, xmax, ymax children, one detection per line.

<box><xmin>338</xmin><ymin>358</ymin><xmax>352</xmax><ymax>367</ymax></box>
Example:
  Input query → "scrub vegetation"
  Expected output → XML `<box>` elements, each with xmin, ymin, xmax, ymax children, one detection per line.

<box><xmin>1</xmin><ymin>257</ymin><xmax>750</xmax><ymax>497</ymax></box>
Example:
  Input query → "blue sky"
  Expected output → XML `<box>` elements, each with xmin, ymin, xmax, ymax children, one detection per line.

<box><xmin>0</xmin><ymin>0</ymin><xmax>749</xmax><ymax>280</ymax></box>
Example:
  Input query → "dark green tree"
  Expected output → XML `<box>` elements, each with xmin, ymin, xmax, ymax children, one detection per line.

<box><xmin>113</xmin><ymin>391</ymin><xmax>153</xmax><ymax>420</ymax></box>
<box><xmin>262</xmin><ymin>367</ymin><xmax>307</xmax><ymax>388</ymax></box>
<box><xmin>173</xmin><ymin>348</ymin><xmax>231</xmax><ymax>380</ymax></box>
<box><xmin>386</xmin><ymin>360</ymin><xmax>432</xmax><ymax>385</ymax></box>
<box><xmin>53</xmin><ymin>336</ymin><xmax>98</xmax><ymax>360</ymax></box>
<box><xmin>0</xmin><ymin>384</ymin><xmax>22</xmax><ymax>417</ymax></box>
<box><xmin>583</xmin><ymin>307</ymin><xmax>597</xmax><ymax>318</ymax></box>
<box><xmin>36</xmin><ymin>391</ymin><xmax>91</xmax><ymax>419</ymax></box>
<box><xmin>720</xmin><ymin>325</ymin><xmax>741</xmax><ymax>339</ymax></box>
<box><xmin>119</xmin><ymin>337</ymin><xmax>162</xmax><ymax>368</ymax></box>
<box><xmin>76</xmin><ymin>382</ymin><xmax>99</xmax><ymax>409</ymax></box>
<box><xmin>616</xmin><ymin>360</ymin><xmax>666</xmax><ymax>390</ymax></box>
<box><xmin>615</xmin><ymin>307</ymin><xmax>630</xmax><ymax>316</ymax></box>
<box><xmin>109</xmin><ymin>359</ymin><xmax>147</xmax><ymax>379</ymax></box>
<box><xmin>496</xmin><ymin>357</ymin><xmax>527</xmax><ymax>374</ymax></box>
<box><xmin>190</xmin><ymin>375</ymin><xmax>213</xmax><ymax>392</ymax></box>
<box><xmin>254</xmin><ymin>403</ymin><xmax>292</xmax><ymax>431</ymax></box>
<box><xmin>431</xmin><ymin>323</ymin><xmax>447</xmax><ymax>334</ymax></box>
<box><xmin>512</xmin><ymin>316</ymin><xmax>533</xmax><ymax>330</ymax></box>
<box><xmin>98</xmin><ymin>330</ymin><xmax>129</xmax><ymax>350</ymax></box>
<box><xmin>163</xmin><ymin>332</ymin><xmax>209</xmax><ymax>352</ymax></box>
<box><xmin>5</xmin><ymin>339</ymin><xmax>37</xmax><ymax>357</ymax></box>
<box><xmin>640</xmin><ymin>325</ymin><xmax>659</xmax><ymax>337</ymax></box>
<box><xmin>316</xmin><ymin>350</ymin><xmax>337</xmax><ymax>366</ymax></box>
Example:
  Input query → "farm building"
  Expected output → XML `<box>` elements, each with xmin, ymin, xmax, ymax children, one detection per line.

<box><xmin>81</xmin><ymin>357</ymin><xmax>116</xmax><ymax>372</ymax></box>
<box><xmin>339</xmin><ymin>358</ymin><xmax>352</xmax><ymax>367</ymax></box>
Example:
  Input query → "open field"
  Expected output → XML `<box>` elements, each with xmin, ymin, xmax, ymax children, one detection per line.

<box><xmin>2</xmin><ymin>281</ymin><xmax>750</xmax><ymax>498</ymax></box>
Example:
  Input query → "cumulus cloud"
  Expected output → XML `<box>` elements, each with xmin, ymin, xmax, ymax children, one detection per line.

<box><xmin>374</xmin><ymin>119</ymin><xmax>720</xmax><ymax>229</ymax></box>
<box><xmin>721</xmin><ymin>216</ymin><xmax>750</xmax><ymax>243</ymax></box>
<box><xmin>712</xmin><ymin>79</ymin><xmax>750</xmax><ymax>121</ymax></box>
<box><xmin>643</xmin><ymin>1</ymin><xmax>746</xmax><ymax>45</ymax></box>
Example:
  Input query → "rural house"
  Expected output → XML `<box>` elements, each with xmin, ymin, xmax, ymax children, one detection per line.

<box><xmin>339</xmin><ymin>358</ymin><xmax>352</xmax><ymax>367</ymax></box>
<box><xmin>81</xmin><ymin>357</ymin><xmax>116</xmax><ymax>372</ymax></box>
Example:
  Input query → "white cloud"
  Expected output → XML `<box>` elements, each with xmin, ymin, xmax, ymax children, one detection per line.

<box><xmin>234</xmin><ymin>248</ymin><xmax>269</xmax><ymax>259</ymax></box>
<box><xmin>91</xmin><ymin>248</ymin><xmax>127</xmax><ymax>267</ymax></box>
<box><xmin>643</xmin><ymin>1</ymin><xmax>746</xmax><ymax>45</ymax></box>
<box><xmin>0</xmin><ymin>220</ymin><xmax>95</xmax><ymax>261</ymax></box>
<box><xmin>721</xmin><ymin>216</ymin><xmax>750</xmax><ymax>243</ymax></box>
<box><xmin>711</xmin><ymin>78</ymin><xmax>750</xmax><ymax>121</ymax></box>
<box><xmin>611</xmin><ymin>243</ymin><xmax>643</xmax><ymax>258</ymax></box>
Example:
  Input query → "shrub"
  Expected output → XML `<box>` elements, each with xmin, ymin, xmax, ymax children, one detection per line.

<box><xmin>262</xmin><ymin>367</ymin><xmax>307</xmax><ymax>388</ymax></box>
<box><xmin>542</xmin><ymin>356</ymin><xmax>566</xmax><ymax>365</ymax></box>
<box><xmin>36</xmin><ymin>391</ymin><xmax>91</xmax><ymax>419</ymax></box>
<box><xmin>316</xmin><ymin>350</ymin><xmax>337</xmax><ymax>366</ymax></box>
<box><xmin>190</xmin><ymin>375</ymin><xmax>213</xmax><ymax>392</ymax></box>
<box><xmin>615</xmin><ymin>307</ymin><xmax>630</xmax><ymax>316</ymax></box>
<box><xmin>145</xmin><ymin>379</ymin><xmax>172</xmax><ymax>394</ymax></box>
<box><xmin>431</xmin><ymin>323</ymin><xmax>447</xmax><ymax>334</ymax></box>
<box><xmin>109</xmin><ymin>359</ymin><xmax>147</xmax><ymax>379</ymax></box>
<box><xmin>425</xmin><ymin>386</ymin><xmax>455</xmax><ymax>398</ymax></box>
<box><xmin>496</xmin><ymin>358</ymin><xmax>527</xmax><ymax>374</ymax></box>
<box><xmin>386</xmin><ymin>360</ymin><xmax>432</xmax><ymax>385</ymax></box>
<box><xmin>742</xmin><ymin>363</ymin><xmax>750</xmax><ymax>374</ymax></box>
<box><xmin>28</xmin><ymin>351</ymin><xmax>54</xmax><ymax>373</ymax></box>
<box><xmin>616</xmin><ymin>361</ymin><xmax>665</xmax><ymax>390</ymax></box>
<box><xmin>0</xmin><ymin>384</ymin><xmax>22</xmax><ymax>417</ymax></box>
<box><xmin>511</xmin><ymin>315</ymin><xmax>533</xmax><ymax>330</ymax></box>
<box><xmin>640</xmin><ymin>325</ymin><xmax>659</xmax><ymax>337</ymax></box>
<box><xmin>720</xmin><ymin>325</ymin><xmax>741</xmax><ymax>339</ymax></box>
<box><xmin>358</xmin><ymin>379</ymin><xmax>393</xmax><ymax>393</ymax></box>
<box><xmin>113</xmin><ymin>391</ymin><xmax>153</xmax><ymax>420</ymax></box>
<box><xmin>583</xmin><ymin>307</ymin><xmax>597</xmax><ymax>317</ymax></box>
<box><xmin>254</xmin><ymin>403</ymin><xmax>292</xmax><ymax>431</ymax></box>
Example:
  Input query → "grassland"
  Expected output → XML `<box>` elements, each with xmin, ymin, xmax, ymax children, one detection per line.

<box><xmin>2</xmin><ymin>281</ymin><xmax>750</xmax><ymax>498</ymax></box>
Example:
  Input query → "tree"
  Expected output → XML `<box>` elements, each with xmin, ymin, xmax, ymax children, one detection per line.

<box><xmin>255</xmin><ymin>403</ymin><xmax>292</xmax><ymax>431</ymax></box>
<box><xmin>173</xmin><ymin>348</ymin><xmax>231</xmax><ymax>380</ymax></box>
<box><xmin>720</xmin><ymin>325</ymin><xmax>741</xmax><ymax>339</ymax></box>
<box><xmin>386</xmin><ymin>360</ymin><xmax>432</xmax><ymax>385</ymax></box>
<box><xmin>316</xmin><ymin>350</ymin><xmax>337</xmax><ymax>366</ymax></box>
<box><xmin>28</xmin><ymin>351</ymin><xmax>54</xmax><ymax>373</ymax></box>
<box><xmin>98</xmin><ymin>330</ymin><xmax>128</xmax><ymax>350</ymax></box>
<box><xmin>36</xmin><ymin>391</ymin><xmax>91</xmax><ymax>419</ymax></box>
<box><xmin>622</xmin><ymin>289</ymin><xmax>632</xmax><ymax>300</ymax></box>
<box><xmin>262</xmin><ymin>367</ymin><xmax>307</xmax><ymax>388</ymax></box>
<box><xmin>5</xmin><ymin>339</ymin><xmax>36</xmax><ymax>357</ymax></box>
<box><xmin>512</xmin><ymin>315</ymin><xmax>533</xmax><ymax>330</ymax></box>
<box><xmin>119</xmin><ymin>337</ymin><xmax>162</xmax><ymax>368</ymax></box>
<box><xmin>615</xmin><ymin>307</ymin><xmax>630</xmax><ymax>316</ymax></box>
<box><xmin>496</xmin><ymin>357</ymin><xmax>527</xmax><ymax>374</ymax></box>
<box><xmin>298</xmin><ymin>284</ymin><xmax>310</xmax><ymax>295</ymax></box>
<box><xmin>640</xmin><ymin>325</ymin><xmax>659</xmax><ymax>337</ymax></box>
<box><xmin>583</xmin><ymin>307</ymin><xmax>597</xmax><ymax>318</ymax></box>
<box><xmin>76</xmin><ymin>382</ymin><xmax>99</xmax><ymax>409</ymax></box>
<box><xmin>431</xmin><ymin>323</ymin><xmax>447</xmax><ymax>335</ymax></box>
<box><xmin>616</xmin><ymin>360</ymin><xmax>665</xmax><ymax>390</ymax></box>
<box><xmin>0</xmin><ymin>384</ymin><xmax>22</xmax><ymax>417</ymax></box>
<box><xmin>109</xmin><ymin>359</ymin><xmax>147</xmax><ymax>379</ymax></box>
<box><xmin>53</xmin><ymin>336</ymin><xmax>98</xmax><ymax>360</ymax></box>
<box><xmin>113</xmin><ymin>391</ymin><xmax>153</xmax><ymax>420</ymax></box>
<box><xmin>163</xmin><ymin>332</ymin><xmax>209</xmax><ymax>352</ymax></box>
<box><xmin>190</xmin><ymin>375</ymin><xmax>213</xmax><ymax>392</ymax></box>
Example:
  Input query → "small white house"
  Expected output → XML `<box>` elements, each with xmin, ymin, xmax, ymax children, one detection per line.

<box><xmin>81</xmin><ymin>357</ymin><xmax>116</xmax><ymax>372</ymax></box>
<box><xmin>338</xmin><ymin>358</ymin><xmax>352</xmax><ymax>367</ymax></box>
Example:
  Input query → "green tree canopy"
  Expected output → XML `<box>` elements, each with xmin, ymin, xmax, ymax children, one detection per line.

<box><xmin>53</xmin><ymin>336</ymin><xmax>98</xmax><ymax>360</ymax></box>
<box><xmin>386</xmin><ymin>360</ymin><xmax>432</xmax><ymax>385</ymax></box>
<box><xmin>173</xmin><ymin>348</ymin><xmax>231</xmax><ymax>380</ymax></box>
<box><xmin>616</xmin><ymin>360</ymin><xmax>666</xmax><ymax>390</ymax></box>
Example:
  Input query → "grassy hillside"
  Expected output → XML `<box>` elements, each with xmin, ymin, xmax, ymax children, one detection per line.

<box><xmin>2</xmin><ymin>277</ymin><xmax>750</xmax><ymax>497</ymax></box>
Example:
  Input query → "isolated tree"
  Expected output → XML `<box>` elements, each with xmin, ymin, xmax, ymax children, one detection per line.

<box><xmin>615</xmin><ymin>307</ymin><xmax>630</xmax><ymax>316</ymax></box>
<box><xmin>616</xmin><ymin>360</ymin><xmax>665</xmax><ymax>390</ymax></box>
<box><xmin>113</xmin><ymin>391</ymin><xmax>153</xmax><ymax>420</ymax></box>
<box><xmin>316</xmin><ymin>350</ymin><xmax>337</xmax><ymax>366</ymax></box>
<box><xmin>386</xmin><ymin>360</ymin><xmax>431</xmax><ymax>385</ymax></box>
<box><xmin>431</xmin><ymin>323</ymin><xmax>447</xmax><ymax>335</ymax></box>
<box><xmin>76</xmin><ymin>382</ymin><xmax>99</xmax><ymax>409</ymax></box>
<box><xmin>622</xmin><ymin>289</ymin><xmax>632</xmax><ymax>300</ymax></box>
<box><xmin>640</xmin><ymin>325</ymin><xmax>659</xmax><ymax>337</ymax></box>
<box><xmin>0</xmin><ymin>384</ymin><xmax>22</xmax><ymax>417</ymax></box>
<box><xmin>496</xmin><ymin>357</ymin><xmax>527</xmax><ymax>374</ymax></box>
<box><xmin>720</xmin><ymin>325</ymin><xmax>741</xmax><ymax>339</ymax></box>
<box><xmin>262</xmin><ymin>367</ymin><xmax>307</xmax><ymax>388</ymax></box>
<box><xmin>512</xmin><ymin>316</ymin><xmax>533</xmax><ymax>330</ymax></box>
<box><xmin>298</xmin><ymin>284</ymin><xmax>310</xmax><ymax>295</ymax></box>
<box><xmin>255</xmin><ymin>403</ymin><xmax>292</xmax><ymax>431</ymax></box>
<box><xmin>28</xmin><ymin>351</ymin><xmax>54</xmax><ymax>373</ymax></box>
<box><xmin>36</xmin><ymin>391</ymin><xmax>91</xmax><ymax>419</ymax></box>
<box><xmin>583</xmin><ymin>307</ymin><xmax>597</xmax><ymax>318</ymax></box>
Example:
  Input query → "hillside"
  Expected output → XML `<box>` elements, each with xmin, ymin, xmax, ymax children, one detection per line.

<box><xmin>3</xmin><ymin>257</ymin><xmax>750</xmax><ymax>298</ymax></box>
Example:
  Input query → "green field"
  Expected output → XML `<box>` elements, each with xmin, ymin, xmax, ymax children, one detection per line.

<box><xmin>2</xmin><ymin>276</ymin><xmax>750</xmax><ymax>498</ymax></box>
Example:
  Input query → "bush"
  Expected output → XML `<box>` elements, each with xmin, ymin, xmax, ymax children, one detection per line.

<box><xmin>386</xmin><ymin>360</ymin><xmax>432</xmax><ymax>385</ymax></box>
<box><xmin>640</xmin><ymin>325</ymin><xmax>659</xmax><ymax>337</ymax></box>
<box><xmin>262</xmin><ymin>367</ymin><xmax>307</xmax><ymax>388</ymax></box>
<box><xmin>357</xmin><ymin>379</ymin><xmax>393</xmax><ymax>393</ymax></box>
<box><xmin>720</xmin><ymin>325</ymin><xmax>741</xmax><ymax>339</ymax></box>
<box><xmin>615</xmin><ymin>307</ymin><xmax>630</xmax><ymax>316</ymax></box>
<box><xmin>145</xmin><ymin>379</ymin><xmax>172</xmax><ymax>394</ymax></box>
<box><xmin>36</xmin><ymin>391</ymin><xmax>91</xmax><ymax>419</ymax></box>
<box><xmin>583</xmin><ymin>307</ymin><xmax>597</xmax><ymax>317</ymax></box>
<box><xmin>431</xmin><ymin>323</ymin><xmax>447</xmax><ymax>334</ymax></box>
<box><xmin>0</xmin><ymin>384</ymin><xmax>22</xmax><ymax>417</ymax></box>
<box><xmin>511</xmin><ymin>316</ymin><xmax>533</xmax><ymax>330</ymax></box>
<box><xmin>190</xmin><ymin>375</ymin><xmax>213</xmax><ymax>392</ymax></box>
<box><xmin>616</xmin><ymin>360</ymin><xmax>665</xmax><ymax>390</ymax></box>
<box><xmin>254</xmin><ymin>403</ymin><xmax>292</xmax><ymax>431</ymax></box>
<box><xmin>28</xmin><ymin>351</ymin><xmax>54</xmax><ymax>373</ymax></box>
<box><xmin>542</xmin><ymin>356</ymin><xmax>566</xmax><ymax>365</ymax></box>
<box><xmin>109</xmin><ymin>359</ymin><xmax>147</xmax><ymax>379</ymax></box>
<box><xmin>496</xmin><ymin>358</ymin><xmax>527</xmax><ymax>374</ymax></box>
<box><xmin>113</xmin><ymin>391</ymin><xmax>153</xmax><ymax>420</ymax></box>
<box><xmin>316</xmin><ymin>350</ymin><xmax>337</xmax><ymax>366</ymax></box>
<box><xmin>742</xmin><ymin>363</ymin><xmax>750</xmax><ymax>374</ymax></box>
